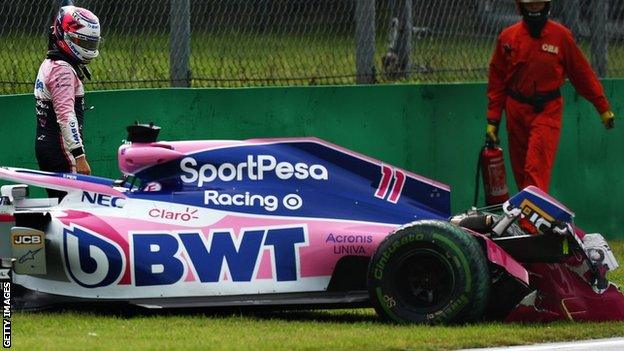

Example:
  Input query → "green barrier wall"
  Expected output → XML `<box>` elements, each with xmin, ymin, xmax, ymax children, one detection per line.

<box><xmin>1</xmin><ymin>81</ymin><xmax>622</xmax><ymax>237</ymax></box>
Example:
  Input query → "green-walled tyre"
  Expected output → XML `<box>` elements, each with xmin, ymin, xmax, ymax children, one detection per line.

<box><xmin>367</xmin><ymin>220</ymin><xmax>490</xmax><ymax>324</ymax></box>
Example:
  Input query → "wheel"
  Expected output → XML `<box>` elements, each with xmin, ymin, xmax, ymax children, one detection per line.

<box><xmin>367</xmin><ymin>220</ymin><xmax>490</xmax><ymax>324</ymax></box>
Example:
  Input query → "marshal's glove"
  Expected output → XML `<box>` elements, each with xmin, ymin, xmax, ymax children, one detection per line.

<box><xmin>486</xmin><ymin>119</ymin><xmax>500</xmax><ymax>144</ymax></box>
<box><xmin>600</xmin><ymin>111</ymin><xmax>615</xmax><ymax>129</ymax></box>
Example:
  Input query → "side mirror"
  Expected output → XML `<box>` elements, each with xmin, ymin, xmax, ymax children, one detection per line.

<box><xmin>0</xmin><ymin>185</ymin><xmax>29</xmax><ymax>203</ymax></box>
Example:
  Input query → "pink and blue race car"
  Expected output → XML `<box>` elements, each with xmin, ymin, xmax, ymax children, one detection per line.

<box><xmin>0</xmin><ymin>124</ymin><xmax>623</xmax><ymax>323</ymax></box>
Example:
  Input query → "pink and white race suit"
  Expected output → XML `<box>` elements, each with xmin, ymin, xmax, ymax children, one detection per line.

<box><xmin>34</xmin><ymin>58</ymin><xmax>86</xmax><ymax>174</ymax></box>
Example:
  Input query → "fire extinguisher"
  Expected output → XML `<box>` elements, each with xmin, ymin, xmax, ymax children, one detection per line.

<box><xmin>474</xmin><ymin>141</ymin><xmax>509</xmax><ymax>207</ymax></box>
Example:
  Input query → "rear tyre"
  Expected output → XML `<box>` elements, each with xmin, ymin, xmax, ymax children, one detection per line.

<box><xmin>367</xmin><ymin>220</ymin><xmax>490</xmax><ymax>324</ymax></box>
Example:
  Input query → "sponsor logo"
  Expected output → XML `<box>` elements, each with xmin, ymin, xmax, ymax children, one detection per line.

<box><xmin>180</xmin><ymin>155</ymin><xmax>328</xmax><ymax>187</ymax></box>
<box><xmin>61</xmin><ymin>225</ymin><xmax>308</xmax><ymax>288</ymax></box>
<box><xmin>17</xmin><ymin>249</ymin><xmax>42</xmax><ymax>264</ymax></box>
<box><xmin>132</xmin><ymin>226</ymin><xmax>307</xmax><ymax>286</ymax></box>
<box><xmin>69</xmin><ymin>120</ymin><xmax>80</xmax><ymax>142</ymax></box>
<box><xmin>326</xmin><ymin>233</ymin><xmax>372</xmax><ymax>255</ymax></box>
<box><xmin>203</xmin><ymin>191</ymin><xmax>303</xmax><ymax>212</ymax></box>
<box><xmin>12</xmin><ymin>234</ymin><xmax>42</xmax><ymax>245</ymax></box>
<box><xmin>81</xmin><ymin>191</ymin><xmax>125</xmax><ymax>208</ymax></box>
<box><xmin>325</xmin><ymin>233</ymin><xmax>373</xmax><ymax>244</ymax></box>
<box><xmin>11</xmin><ymin>229</ymin><xmax>46</xmax><ymax>275</ymax></box>
<box><xmin>542</xmin><ymin>43</ymin><xmax>559</xmax><ymax>55</ymax></box>
<box><xmin>149</xmin><ymin>207</ymin><xmax>199</xmax><ymax>222</ymax></box>
<box><xmin>63</xmin><ymin>174</ymin><xmax>77</xmax><ymax>180</ymax></box>
<box><xmin>63</xmin><ymin>226</ymin><xmax>125</xmax><ymax>288</ymax></box>
<box><xmin>520</xmin><ymin>199</ymin><xmax>554</xmax><ymax>232</ymax></box>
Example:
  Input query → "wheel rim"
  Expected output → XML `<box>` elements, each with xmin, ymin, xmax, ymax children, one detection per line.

<box><xmin>393</xmin><ymin>248</ymin><xmax>456</xmax><ymax>311</ymax></box>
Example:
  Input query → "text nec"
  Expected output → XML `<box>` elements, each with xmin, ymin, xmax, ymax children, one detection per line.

<box><xmin>81</xmin><ymin>192</ymin><xmax>125</xmax><ymax>208</ymax></box>
<box><xmin>133</xmin><ymin>227</ymin><xmax>307</xmax><ymax>286</ymax></box>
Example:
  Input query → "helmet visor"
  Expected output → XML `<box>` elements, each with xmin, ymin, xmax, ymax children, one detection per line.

<box><xmin>68</xmin><ymin>33</ymin><xmax>101</xmax><ymax>51</ymax></box>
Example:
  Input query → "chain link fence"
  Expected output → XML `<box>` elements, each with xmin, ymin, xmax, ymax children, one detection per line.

<box><xmin>1</xmin><ymin>0</ymin><xmax>623</xmax><ymax>94</ymax></box>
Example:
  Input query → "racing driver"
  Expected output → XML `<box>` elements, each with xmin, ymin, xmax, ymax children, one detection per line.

<box><xmin>34</xmin><ymin>5</ymin><xmax>101</xmax><ymax>198</ymax></box>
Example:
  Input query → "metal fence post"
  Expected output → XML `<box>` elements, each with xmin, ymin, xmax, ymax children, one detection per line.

<box><xmin>590</xmin><ymin>0</ymin><xmax>608</xmax><ymax>77</ymax></box>
<box><xmin>561</xmin><ymin>0</ymin><xmax>581</xmax><ymax>40</ymax></box>
<box><xmin>396</xmin><ymin>0</ymin><xmax>412</xmax><ymax>79</ymax></box>
<box><xmin>170</xmin><ymin>0</ymin><xmax>191</xmax><ymax>87</ymax></box>
<box><xmin>355</xmin><ymin>0</ymin><xmax>376</xmax><ymax>84</ymax></box>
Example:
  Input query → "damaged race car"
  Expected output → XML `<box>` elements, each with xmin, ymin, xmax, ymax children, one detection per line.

<box><xmin>0</xmin><ymin>123</ymin><xmax>623</xmax><ymax>323</ymax></box>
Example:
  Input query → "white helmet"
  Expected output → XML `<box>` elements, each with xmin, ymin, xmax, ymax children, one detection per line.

<box><xmin>52</xmin><ymin>6</ymin><xmax>101</xmax><ymax>64</ymax></box>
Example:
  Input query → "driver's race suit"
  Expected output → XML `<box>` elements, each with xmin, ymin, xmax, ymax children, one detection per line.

<box><xmin>34</xmin><ymin>58</ymin><xmax>86</xmax><ymax>175</ymax></box>
<box><xmin>487</xmin><ymin>20</ymin><xmax>610</xmax><ymax>192</ymax></box>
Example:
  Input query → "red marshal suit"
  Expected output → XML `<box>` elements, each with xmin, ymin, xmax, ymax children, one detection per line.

<box><xmin>487</xmin><ymin>20</ymin><xmax>610</xmax><ymax>192</ymax></box>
